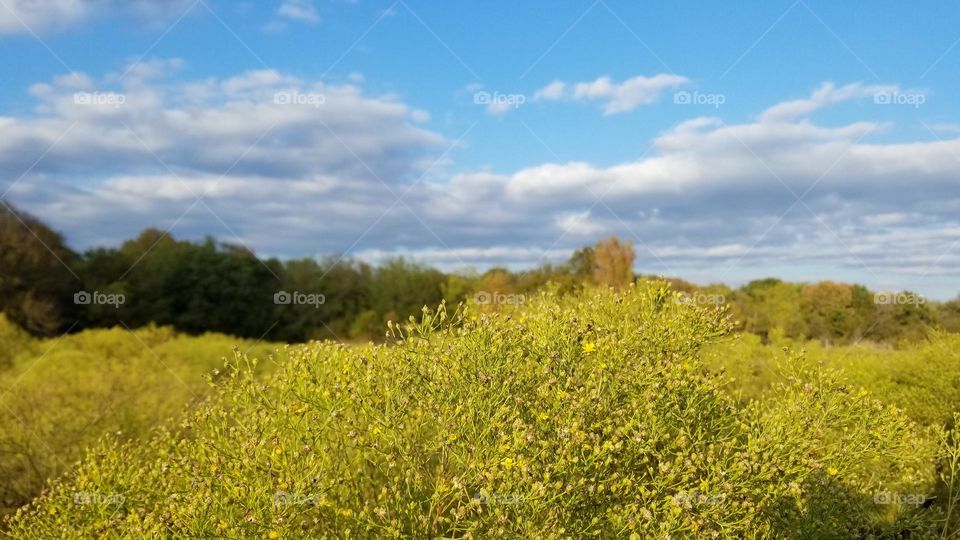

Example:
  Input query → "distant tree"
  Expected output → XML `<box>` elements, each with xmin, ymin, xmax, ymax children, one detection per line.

<box><xmin>115</xmin><ymin>229</ymin><xmax>183</xmax><ymax>327</ymax></box>
<box><xmin>937</xmin><ymin>298</ymin><xmax>960</xmax><ymax>333</ymax></box>
<box><xmin>275</xmin><ymin>257</ymin><xmax>370</xmax><ymax>342</ymax></box>
<box><xmin>731</xmin><ymin>279</ymin><xmax>807</xmax><ymax>340</ymax></box>
<box><xmin>172</xmin><ymin>240</ymin><xmax>282</xmax><ymax>338</ymax></box>
<box><xmin>567</xmin><ymin>247</ymin><xmax>594</xmax><ymax>281</ymax></box>
<box><xmin>801</xmin><ymin>281</ymin><xmax>855</xmax><ymax>343</ymax></box>
<box><xmin>592</xmin><ymin>237</ymin><xmax>634</xmax><ymax>289</ymax></box>
<box><xmin>847</xmin><ymin>284</ymin><xmax>878</xmax><ymax>341</ymax></box>
<box><xmin>867</xmin><ymin>290</ymin><xmax>935</xmax><ymax>343</ymax></box>
<box><xmin>0</xmin><ymin>203</ymin><xmax>78</xmax><ymax>335</ymax></box>
<box><xmin>75</xmin><ymin>247</ymin><xmax>134</xmax><ymax>329</ymax></box>
<box><xmin>441</xmin><ymin>271</ymin><xmax>478</xmax><ymax>306</ymax></box>
<box><xmin>368</xmin><ymin>258</ymin><xmax>445</xmax><ymax>325</ymax></box>
<box><xmin>476</xmin><ymin>268</ymin><xmax>514</xmax><ymax>296</ymax></box>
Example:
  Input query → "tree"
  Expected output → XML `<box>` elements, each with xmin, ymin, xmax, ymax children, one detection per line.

<box><xmin>937</xmin><ymin>298</ymin><xmax>960</xmax><ymax>333</ymax></box>
<box><xmin>567</xmin><ymin>247</ymin><xmax>594</xmax><ymax>281</ymax></box>
<box><xmin>731</xmin><ymin>279</ymin><xmax>807</xmax><ymax>340</ymax></box>
<box><xmin>801</xmin><ymin>281</ymin><xmax>855</xmax><ymax>343</ymax></box>
<box><xmin>0</xmin><ymin>203</ymin><xmax>78</xmax><ymax>335</ymax></box>
<box><xmin>367</xmin><ymin>258</ymin><xmax>445</xmax><ymax>325</ymax></box>
<box><xmin>592</xmin><ymin>237</ymin><xmax>634</xmax><ymax>289</ymax></box>
<box><xmin>275</xmin><ymin>256</ymin><xmax>370</xmax><ymax>342</ymax></box>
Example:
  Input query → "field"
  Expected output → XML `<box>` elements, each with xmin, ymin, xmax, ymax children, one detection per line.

<box><xmin>0</xmin><ymin>315</ymin><xmax>282</xmax><ymax>520</ymax></box>
<box><xmin>2</xmin><ymin>284</ymin><xmax>959</xmax><ymax>538</ymax></box>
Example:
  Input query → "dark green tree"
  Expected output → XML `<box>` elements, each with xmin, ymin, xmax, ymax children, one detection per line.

<box><xmin>0</xmin><ymin>203</ymin><xmax>78</xmax><ymax>335</ymax></box>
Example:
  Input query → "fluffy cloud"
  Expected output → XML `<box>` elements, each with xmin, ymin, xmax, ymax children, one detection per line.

<box><xmin>535</xmin><ymin>74</ymin><xmax>688</xmax><ymax>115</ymax></box>
<box><xmin>3</xmin><ymin>71</ymin><xmax>959</xmax><ymax>298</ymax></box>
<box><xmin>2</xmin><ymin>61</ymin><xmax>443</xmax><ymax>251</ymax></box>
<box><xmin>277</xmin><ymin>0</ymin><xmax>320</xmax><ymax>24</ymax></box>
<box><xmin>0</xmin><ymin>0</ymin><xmax>194</xmax><ymax>35</ymax></box>
<box><xmin>758</xmin><ymin>82</ymin><xmax>904</xmax><ymax>122</ymax></box>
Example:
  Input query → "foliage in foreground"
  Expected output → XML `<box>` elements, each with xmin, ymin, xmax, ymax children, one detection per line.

<box><xmin>0</xmin><ymin>315</ymin><xmax>280</xmax><ymax>518</ymax></box>
<box><xmin>6</xmin><ymin>284</ymin><xmax>960</xmax><ymax>538</ymax></box>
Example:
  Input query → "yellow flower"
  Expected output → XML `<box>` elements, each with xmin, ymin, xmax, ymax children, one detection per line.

<box><xmin>827</xmin><ymin>467</ymin><xmax>839</xmax><ymax>476</ymax></box>
<box><xmin>501</xmin><ymin>457</ymin><xmax>515</xmax><ymax>469</ymax></box>
<box><xmin>268</xmin><ymin>532</ymin><xmax>279</xmax><ymax>539</ymax></box>
<box><xmin>582</xmin><ymin>342</ymin><xmax>596</xmax><ymax>353</ymax></box>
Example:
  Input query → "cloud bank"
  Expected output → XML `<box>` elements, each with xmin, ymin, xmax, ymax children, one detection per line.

<box><xmin>2</xmin><ymin>66</ymin><xmax>958</xmax><ymax>297</ymax></box>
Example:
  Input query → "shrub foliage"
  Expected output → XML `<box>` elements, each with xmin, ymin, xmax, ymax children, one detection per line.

<box><xmin>6</xmin><ymin>283</ymin><xmax>958</xmax><ymax>538</ymax></box>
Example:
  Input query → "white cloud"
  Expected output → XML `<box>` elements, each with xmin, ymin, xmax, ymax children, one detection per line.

<box><xmin>533</xmin><ymin>80</ymin><xmax>566</xmax><ymax>101</ymax></box>
<box><xmin>554</xmin><ymin>211</ymin><xmax>607</xmax><ymax>236</ymax></box>
<box><xmin>535</xmin><ymin>74</ymin><xmax>688</xmax><ymax>115</ymax></box>
<box><xmin>0</xmin><ymin>0</ymin><xmax>194</xmax><ymax>35</ymax></box>
<box><xmin>3</xmin><ymin>72</ymin><xmax>960</xmax><ymax>298</ymax></box>
<box><xmin>0</xmin><ymin>0</ymin><xmax>88</xmax><ymax>34</ymax></box>
<box><xmin>277</xmin><ymin>0</ymin><xmax>320</xmax><ymax>24</ymax></box>
<box><xmin>758</xmin><ymin>82</ymin><xmax>902</xmax><ymax>122</ymax></box>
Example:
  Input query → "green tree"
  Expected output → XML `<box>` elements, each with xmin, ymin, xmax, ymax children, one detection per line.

<box><xmin>0</xmin><ymin>203</ymin><xmax>78</xmax><ymax>335</ymax></box>
<box><xmin>731</xmin><ymin>279</ymin><xmax>807</xmax><ymax>340</ymax></box>
<box><xmin>367</xmin><ymin>258</ymin><xmax>445</xmax><ymax>325</ymax></box>
<box><xmin>801</xmin><ymin>281</ymin><xmax>856</xmax><ymax>343</ymax></box>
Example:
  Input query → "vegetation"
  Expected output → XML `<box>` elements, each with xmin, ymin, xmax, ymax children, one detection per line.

<box><xmin>3</xmin><ymin>204</ymin><xmax>960</xmax><ymax>536</ymax></box>
<box><xmin>5</xmin><ymin>284</ymin><xmax>960</xmax><ymax>537</ymax></box>
<box><xmin>2</xmin><ymin>204</ymin><xmax>957</xmax><ymax>346</ymax></box>
<box><xmin>0</xmin><ymin>314</ymin><xmax>280</xmax><ymax>518</ymax></box>
<box><xmin>703</xmin><ymin>331</ymin><xmax>960</xmax><ymax>428</ymax></box>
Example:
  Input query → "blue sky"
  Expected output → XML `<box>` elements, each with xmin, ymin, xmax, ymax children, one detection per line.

<box><xmin>1</xmin><ymin>0</ymin><xmax>959</xmax><ymax>298</ymax></box>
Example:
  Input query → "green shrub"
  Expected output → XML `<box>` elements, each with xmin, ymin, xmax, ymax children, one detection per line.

<box><xmin>703</xmin><ymin>332</ymin><xmax>960</xmax><ymax>427</ymax></box>
<box><xmin>0</xmin><ymin>325</ymin><xmax>280</xmax><ymax>518</ymax></box>
<box><xmin>0</xmin><ymin>314</ymin><xmax>35</xmax><ymax>369</ymax></box>
<box><xmin>5</xmin><ymin>284</ymin><xmax>956</xmax><ymax>538</ymax></box>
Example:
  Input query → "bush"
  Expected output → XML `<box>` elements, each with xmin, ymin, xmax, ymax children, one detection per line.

<box><xmin>0</xmin><ymin>325</ymin><xmax>280</xmax><ymax>518</ymax></box>
<box><xmin>703</xmin><ymin>332</ymin><xmax>960</xmax><ymax>427</ymax></box>
<box><xmin>5</xmin><ymin>284</ymin><xmax>956</xmax><ymax>537</ymax></box>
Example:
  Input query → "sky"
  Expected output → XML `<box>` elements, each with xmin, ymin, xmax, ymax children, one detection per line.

<box><xmin>0</xmin><ymin>0</ymin><xmax>959</xmax><ymax>299</ymax></box>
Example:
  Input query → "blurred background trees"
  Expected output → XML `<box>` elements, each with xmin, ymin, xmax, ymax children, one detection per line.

<box><xmin>0</xmin><ymin>202</ymin><xmax>956</xmax><ymax>345</ymax></box>
<box><xmin>0</xmin><ymin>204</ymin><xmax>78</xmax><ymax>336</ymax></box>
<box><xmin>592</xmin><ymin>237</ymin><xmax>634</xmax><ymax>289</ymax></box>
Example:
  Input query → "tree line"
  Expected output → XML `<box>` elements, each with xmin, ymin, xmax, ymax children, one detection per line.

<box><xmin>1</xmin><ymin>203</ymin><xmax>957</xmax><ymax>344</ymax></box>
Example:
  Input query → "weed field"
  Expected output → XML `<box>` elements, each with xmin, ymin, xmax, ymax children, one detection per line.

<box><xmin>4</xmin><ymin>284</ymin><xmax>959</xmax><ymax>538</ymax></box>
